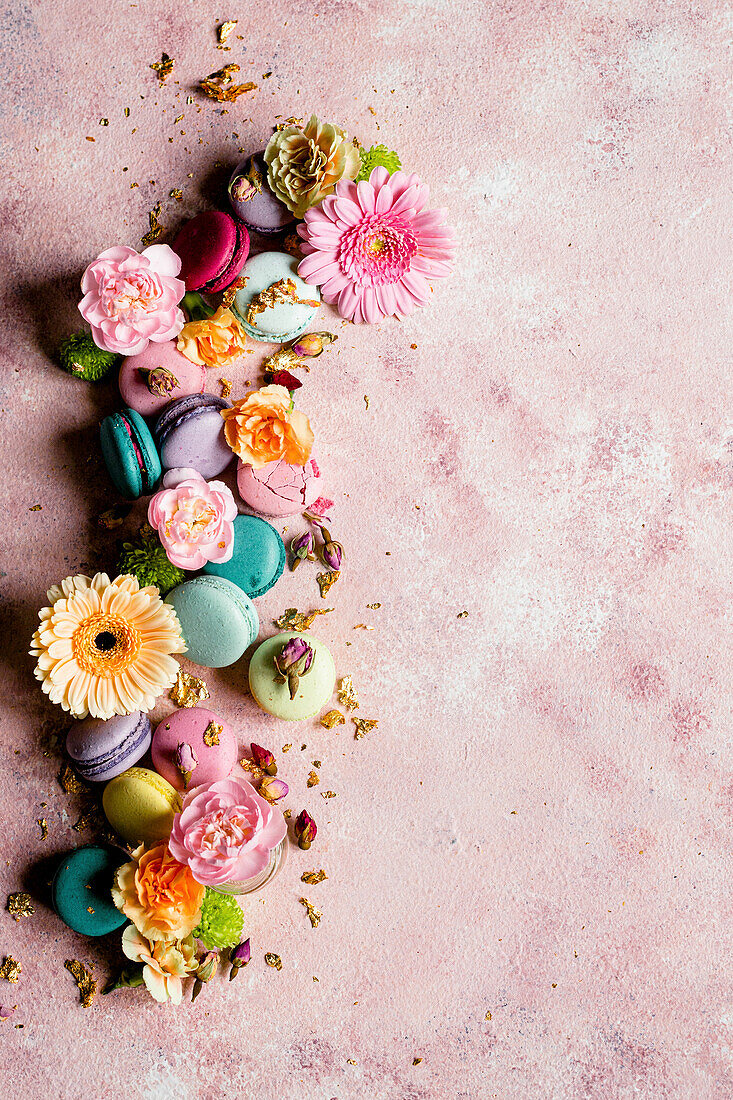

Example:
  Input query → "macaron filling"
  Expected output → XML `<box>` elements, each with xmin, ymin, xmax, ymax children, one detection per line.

<box><xmin>120</xmin><ymin>413</ymin><xmax>151</xmax><ymax>491</ymax></box>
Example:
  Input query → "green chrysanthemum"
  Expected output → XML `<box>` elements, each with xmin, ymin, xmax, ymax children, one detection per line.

<box><xmin>193</xmin><ymin>889</ymin><xmax>244</xmax><ymax>950</ymax></box>
<box><xmin>58</xmin><ymin>331</ymin><xmax>120</xmax><ymax>382</ymax></box>
<box><xmin>354</xmin><ymin>144</ymin><xmax>402</xmax><ymax>183</ymax></box>
<box><xmin>118</xmin><ymin>526</ymin><xmax>186</xmax><ymax>597</ymax></box>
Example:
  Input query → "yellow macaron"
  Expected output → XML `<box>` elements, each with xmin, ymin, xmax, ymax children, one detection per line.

<box><xmin>102</xmin><ymin>766</ymin><xmax>181</xmax><ymax>846</ymax></box>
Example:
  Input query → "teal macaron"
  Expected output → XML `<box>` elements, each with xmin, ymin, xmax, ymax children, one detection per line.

<box><xmin>100</xmin><ymin>407</ymin><xmax>162</xmax><ymax>499</ymax></box>
<box><xmin>231</xmin><ymin>251</ymin><xmax>321</xmax><ymax>342</ymax></box>
<box><xmin>52</xmin><ymin>845</ymin><xmax>127</xmax><ymax>937</ymax></box>
<box><xmin>165</xmin><ymin>576</ymin><xmax>259</xmax><ymax>667</ymax></box>
<box><xmin>202</xmin><ymin>514</ymin><xmax>285</xmax><ymax>599</ymax></box>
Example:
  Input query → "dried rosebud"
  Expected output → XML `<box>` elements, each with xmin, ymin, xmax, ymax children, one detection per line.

<box><xmin>294</xmin><ymin>809</ymin><xmax>317</xmax><ymax>850</ymax></box>
<box><xmin>0</xmin><ymin>1004</ymin><xmax>16</xmax><ymax>1021</ymax></box>
<box><xmin>316</xmin><ymin>524</ymin><xmax>344</xmax><ymax>571</ymax></box>
<box><xmin>250</xmin><ymin>742</ymin><xmax>277</xmax><ymax>776</ymax></box>
<box><xmin>230</xmin><ymin>175</ymin><xmax>258</xmax><ymax>203</ymax></box>
<box><xmin>259</xmin><ymin>776</ymin><xmax>289</xmax><ymax>803</ymax></box>
<box><xmin>290</xmin><ymin>332</ymin><xmax>337</xmax><ymax>358</ymax></box>
<box><xmin>290</xmin><ymin>530</ymin><xmax>315</xmax><ymax>571</ymax></box>
<box><xmin>274</xmin><ymin>637</ymin><xmax>315</xmax><ymax>699</ymax></box>
<box><xmin>191</xmin><ymin>949</ymin><xmax>219</xmax><ymax>1001</ymax></box>
<box><xmin>266</xmin><ymin>369</ymin><xmax>303</xmax><ymax>391</ymax></box>
<box><xmin>175</xmin><ymin>741</ymin><xmax>198</xmax><ymax>790</ymax></box>
<box><xmin>229</xmin><ymin>939</ymin><xmax>251</xmax><ymax>980</ymax></box>
<box><xmin>141</xmin><ymin>366</ymin><xmax>179</xmax><ymax>397</ymax></box>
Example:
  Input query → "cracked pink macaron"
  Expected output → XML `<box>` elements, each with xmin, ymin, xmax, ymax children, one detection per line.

<box><xmin>236</xmin><ymin>456</ymin><xmax>321</xmax><ymax>517</ymax></box>
<box><xmin>171</xmin><ymin>211</ymin><xmax>250</xmax><ymax>293</ymax></box>
<box><xmin>119</xmin><ymin>341</ymin><xmax>206</xmax><ymax>417</ymax></box>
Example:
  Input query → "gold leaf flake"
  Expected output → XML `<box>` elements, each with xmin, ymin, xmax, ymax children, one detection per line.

<box><xmin>337</xmin><ymin>676</ymin><xmax>359</xmax><ymax>712</ymax></box>
<box><xmin>317</xmin><ymin>570</ymin><xmax>340</xmax><ymax>598</ymax></box>
<box><xmin>352</xmin><ymin>717</ymin><xmax>378</xmax><ymax>740</ymax></box>
<box><xmin>364</xmin><ymin>395</ymin><xmax>370</xmax><ymax>409</ymax></box>
<box><xmin>246</xmin><ymin>279</ymin><xmax>319</xmax><ymax>324</ymax></box>
<box><xmin>37</xmin><ymin>818</ymin><xmax>48</xmax><ymax>841</ymax></box>
<box><xmin>283</xmin><ymin>808</ymin><xmax>292</xmax><ymax>819</ymax></box>
<box><xmin>150</xmin><ymin>53</ymin><xmax>174</xmax><ymax>84</ymax></box>
<box><xmin>485</xmin><ymin>1010</ymin><xmax>492</xmax><ymax>1020</ymax></box>
<box><xmin>217</xmin><ymin>20</ymin><xmax>237</xmax><ymax>44</ymax></box>
<box><xmin>64</xmin><ymin>959</ymin><xmax>97</xmax><ymax>1008</ymax></box>
<box><xmin>199</xmin><ymin>65</ymin><xmax>257</xmax><ymax>102</ymax></box>
<box><xmin>275</xmin><ymin>116</ymin><xmax>304</xmax><ymax>130</ymax></box>
<box><xmin>312</xmin><ymin>759</ymin><xmax>321</xmax><ymax>768</ymax></box>
<box><xmin>221</xmin><ymin>274</ymin><xmax>248</xmax><ymax>309</ymax></box>
<box><xmin>353</xmin><ymin>623</ymin><xmax>374</xmax><ymax>630</ymax></box>
<box><xmin>299</xmin><ymin>897</ymin><xmax>322</xmax><ymax>928</ymax></box>
<box><xmin>281</xmin><ymin>743</ymin><xmax>292</xmax><ymax>753</ymax></box>
<box><xmin>169</xmin><ymin>187</ymin><xmax>183</xmax><ymax>199</ymax></box>
<box><xmin>0</xmin><ymin>957</ymin><xmax>21</xmax><ymax>983</ymax></box>
<box><xmin>7</xmin><ymin>894</ymin><xmax>34</xmax><ymax>922</ymax></box>
<box><xmin>321</xmin><ymin>790</ymin><xmax>337</xmax><ymax>799</ymax></box>
<box><xmin>347</xmin><ymin>1059</ymin><xmax>357</xmax><ymax>1066</ymax></box>
<box><xmin>457</xmin><ymin>610</ymin><xmax>469</xmax><ymax>618</ymax></box>
<box><xmin>320</xmin><ymin>709</ymin><xmax>345</xmax><ymax>729</ymax></box>
<box><xmin>29</xmin><ymin>504</ymin><xmax>41</xmax><ymax>511</ymax></box>
<box><xmin>366</xmin><ymin>603</ymin><xmax>381</xmax><ymax>609</ymax></box>
<box><xmin>170</xmin><ymin>669</ymin><xmax>210</xmax><ymax>708</ymax></box>
<box><xmin>264</xmin><ymin>952</ymin><xmax>282</xmax><ymax>970</ymax></box>
<box><xmin>99</xmin><ymin>118</ymin><xmax>109</xmax><ymax>126</ymax></box>
<box><xmin>301</xmin><ymin>869</ymin><xmax>327</xmax><ymax>885</ymax></box>
<box><xmin>141</xmin><ymin>202</ymin><xmax>164</xmax><ymax>247</ymax></box>
<box><xmin>219</xmin><ymin>377</ymin><xmax>233</xmax><ymax>399</ymax></box>
<box><xmin>203</xmin><ymin>721</ymin><xmax>222</xmax><ymax>747</ymax></box>
<box><xmin>306</xmin><ymin>770</ymin><xmax>320</xmax><ymax>788</ymax></box>
<box><xmin>273</xmin><ymin>607</ymin><xmax>333</xmax><ymax>631</ymax></box>
<box><xmin>239</xmin><ymin>758</ymin><xmax>264</xmax><ymax>783</ymax></box>
<box><xmin>413</xmin><ymin>1057</ymin><xmax>423</xmax><ymax>1065</ymax></box>
<box><xmin>282</xmin><ymin>232</ymin><xmax>304</xmax><ymax>259</ymax></box>
<box><xmin>72</xmin><ymin>812</ymin><xmax>98</xmax><ymax>833</ymax></box>
<box><xmin>58</xmin><ymin>763</ymin><xmax>87</xmax><ymax>794</ymax></box>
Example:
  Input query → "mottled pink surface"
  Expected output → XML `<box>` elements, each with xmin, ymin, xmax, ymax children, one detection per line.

<box><xmin>1</xmin><ymin>1</ymin><xmax>731</xmax><ymax>1097</ymax></box>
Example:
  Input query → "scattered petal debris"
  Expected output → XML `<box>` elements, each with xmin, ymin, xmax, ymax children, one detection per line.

<box><xmin>199</xmin><ymin>65</ymin><xmax>257</xmax><ymax>103</ymax></box>
<box><xmin>0</xmin><ymin>957</ymin><xmax>21</xmax><ymax>983</ymax></box>
<box><xmin>301</xmin><ymin>869</ymin><xmax>327</xmax><ymax>885</ymax></box>
<box><xmin>64</xmin><ymin>959</ymin><xmax>97</xmax><ymax>1008</ymax></box>
<box><xmin>150</xmin><ymin>53</ymin><xmax>174</xmax><ymax>83</ymax></box>
<box><xmin>37</xmin><ymin>818</ymin><xmax>48</xmax><ymax>841</ymax></box>
<box><xmin>299</xmin><ymin>897</ymin><xmax>322</xmax><ymax>928</ymax></box>
<box><xmin>170</xmin><ymin>669</ymin><xmax>210</xmax><ymax>708</ymax></box>
<box><xmin>352</xmin><ymin>717</ymin><xmax>378</xmax><ymax>740</ymax></box>
<box><xmin>264</xmin><ymin>953</ymin><xmax>282</xmax><ymax>971</ymax></box>
<box><xmin>203</xmin><ymin>721</ymin><xmax>222</xmax><ymax>747</ymax></box>
<box><xmin>217</xmin><ymin>19</ymin><xmax>237</xmax><ymax>45</ymax></box>
<box><xmin>273</xmin><ymin>607</ymin><xmax>333</xmax><ymax>631</ymax></box>
<box><xmin>141</xmin><ymin>202</ymin><xmax>164</xmax><ymax>247</ymax></box>
<box><xmin>337</xmin><ymin>676</ymin><xmax>359</xmax><ymax>712</ymax></box>
<box><xmin>317</xmin><ymin>570</ymin><xmax>340</xmax><ymax>598</ymax></box>
<box><xmin>320</xmin><ymin>709</ymin><xmax>345</xmax><ymax>729</ymax></box>
<box><xmin>7</xmin><ymin>893</ymin><xmax>34</xmax><ymax>922</ymax></box>
<box><xmin>307</xmin><ymin>770</ymin><xmax>320</xmax><ymax>788</ymax></box>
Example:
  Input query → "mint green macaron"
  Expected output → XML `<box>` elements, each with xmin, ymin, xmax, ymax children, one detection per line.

<box><xmin>248</xmin><ymin>631</ymin><xmax>336</xmax><ymax>721</ymax></box>
<box><xmin>166</xmin><ymin>576</ymin><xmax>259</xmax><ymax>667</ymax></box>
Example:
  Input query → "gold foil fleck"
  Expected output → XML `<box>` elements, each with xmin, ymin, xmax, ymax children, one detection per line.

<box><xmin>169</xmin><ymin>187</ymin><xmax>183</xmax><ymax>200</ymax></box>
<box><xmin>7</xmin><ymin>894</ymin><xmax>34</xmax><ymax>922</ymax></box>
<box><xmin>246</xmin><ymin>279</ymin><xmax>319</xmax><ymax>324</ymax></box>
<box><xmin>37</xmin><ymin>818</ymin><xmax>48</xmax><ymax>841</ymax></box>
<box><xmin>347</xmin><ymin>1059</ymin><xmax>357</xmax><ymax>1066</ymax></box>
<box><xmin>485</xmin><ymin>1010</ymin><xmax>492</xmax><ymax>1020</ymax></box>
<box><xmin>0</xmin><ymin>957</ymin><xmax>21</xmax><ymax>983</ymax></box>
<box><xmin>301</xmin><ymin>869</ymin><xmax>327</xmax><ymax>885</ymax></box>
<box><xmin>58</xmin><ymin>763</ymin><xmax>87</xmax><ymax>794</ymax></box>
<box><xmin>281</xmin><ymin>743</ymin><xmax>292</xmax><ymax>753</ymax></box>
<box><xmin>170</xmin><ymin>669</ymin><xmax>210</xmax><ymax>708</ymax></box>
<box><xmin>273</xmin><ymin>607</ymin><xmax>333</xmax><ymax>631</ymax></box>
<box><xmin>203</xmin><ymin>721</ymin><xmax>222</xmax><ymax>747</ymax></box>
<box><xmin>219</xmin><ymin>377</ymin><xmax>233</xmax><ymax>399</ymax></box>
<box><xmin>282</xmin><ymin>232</ymin><xmax>303</xmax><ymax>259</ymax></box>
<box><xmin>283</xmin><ymin>808</ymin><xmax>292</xmax><ymax>819</ymax></box>
<box><xmin>199</xmin><ymin>65</ymin><xmax>257</xmax><ymax>102</ymax></box>
<box><xmin>457</xmin><ymin>610</ymin><xmax>469</xmax><ymax>619</ymax></box>
<box><xmin>316</xmin><ymin>570</ymin><xmax>340</xmax><ymax>598</ymax></box>
<box><xmin>320</xmin><ymin>709</ymin><xmax>345</xmax><ymax>729</ymax></box>
<box><xmin>366</xmin><ymin>603</ymin><xmax>381</xmax><ymax>609</ymax></box>
<box><xmin>217</xmin><ymin>20</ymin><xmax>237</xmax><ymax>44</ymax></box>
<box><xmin>64</xmin><ymin>959</ymin><xmax>97</xmax><ymax>1007</ymax></box>
<box><xmin>150</xmin><ymin>53</ymin><xmax>174</xmax><ymax>83</ymax></box>
<box><xmin>364</xmin><ymin>395</ymin><xmax>370</xmax><ymax>409</ymax></box>
<box><xmin>352</xmin><ymin>717</ymin><xmax>378</xmax><ymax>740</ymax></box>
<box><xmin>306</xmin><ymin>770</ymin><xmax>320</xmax><ymax>788</ymax></box>
<box><xmin>239</xmin><ymin>758</ymin><xmax>264</xmax><ymax>783</ymax></box>
<box><xmin>353</xmin><ymin>623</ymin><xmax>374</xmax><ymax>630</ymax></box>
<box><xmin>141</xmin><ymin>202</ymin><xmax>164</xmax><ymax>247</ymax></box>
<box><xmin>413</xmin><ymin>1057</ymin><xmax>423</xmax><ymax>1065</ymax></box>
<box><xmin>221</xmin><ymin>275</ymin><xmax>248</xmax><ymax>309</ymax></box>
<box><xmin>321</xmin><ymin>790</ymin><xmax>337</xmax><ymax>799</ymax></box>
<box><xmin>264</xmin><ymin>953</ymin><xmax>282</xmax><ymax>971</ymax></box>
<box><xmin>72</xmin><ymin>812</ymin><xmax>98</xmax><ymax>833</ymax></box>
<box><xmin>337</xmin><ymin>676</ymin><xmax>359</xmax><ymax>712</ymax></box>
<box><xmin>312</xmin><ymin>759</ymin><xmax>321</xmax><ymax>768</ymax></box>
<box><xmin>299</xmin><ymin>897</ymin><xmax>322</xmax><ymax>928</ymax></box>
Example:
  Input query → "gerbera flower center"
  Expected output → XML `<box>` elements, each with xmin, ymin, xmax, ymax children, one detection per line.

<box><xmin>339</xmin><ymin>213</ymin><xmax>418</xmax><ymax>287</ymax></box>
<box><xmin>73</xmin><ymin>612</ymin><xmax>142</xmax><ymax>676</ymax></box>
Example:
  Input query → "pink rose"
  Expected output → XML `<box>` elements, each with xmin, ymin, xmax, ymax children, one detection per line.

<box><xmin>147</xmin><ymin>468</ymin><xmax>237</xmax><ymax>570</ymax></box>
<box><xmin>79</xmin><ymin>244</ymin><xmax>186</xmax><ymax>355</ymax></box>
<box><xmin>168</xmin><ymin>776</ymin><xmax>287</xmax><ymax>886</ymax></box>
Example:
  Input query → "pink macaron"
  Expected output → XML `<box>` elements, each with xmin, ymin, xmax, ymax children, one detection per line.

<box><xmin>171</xmin><ymin>211</ymin><xmax>250</xmax><ymax>293</ymax></box>
<box><xmin>152</xmin><ymin>708</ymin><xmax>238</xmax><ymax>792</ymax></box>
<box><xmin>236</xmin><ymin>456</ymin><xmax>321</xmax><ymax>517</ymax></box>
<box><xmin>119</xmin><ymin>341</ymin><xmax>207</xmax><ymax>417</ymax></box>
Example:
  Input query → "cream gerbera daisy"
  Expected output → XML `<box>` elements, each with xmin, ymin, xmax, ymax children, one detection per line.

<box><xmin>30</xmin><ymin>572</ymin><xmax>186</xmax><ymax>720</ymax></box>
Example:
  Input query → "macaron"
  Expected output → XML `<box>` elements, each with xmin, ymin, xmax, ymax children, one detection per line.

<box><xmin>202</xmin><ymin>514</ymin><xmax>285</xmax><ymax>599</ymax></box>
<box><xmin>237</xmin><ymin>456</ymin><xmax>321</xmax><ymax>517</ymax></box>
<box><xmin>231</xmin><ymin>252</ymin><xmax>320</xmax><ymax>342</ymax></box>
<box><xmin>102</xmin><ymin>766</ymin><xmax>181</xmax><ymax>846</ymax></box>
<box><xmin>248</xmin><ymin>631</ymin><xmax>336</xmax><ymax>721</ymax></box>
<box><xmin>119</xmin><ymin>341</ymin><xmax>206</xmax><ymax>418</ymax></box>
<box><xmin>165</xmin><ymin>576</ymin><xmax>259</xmax><ymax>667</ymax></box>
<box><xmin>171</xmin><ymin>210</ymin><xmax>250</xmax><ymax>293</ymax></box>
<box><xmin>229</xmin><ymin>153</ymin><xmax>296</xmax><ymax>236</ymax></box>
<box><xmin>52</xmin><ymin>845</ymin><xmax>127</xmax><ymax>937</ymax></box>
<box><xmin>154</xmin><ymin>393</ymin><xmax>233</xmax><ymax>479</ymax></box>
<box><xmin>100</xmin><ymin>408</ymin><xmax>162</xmax><ymax>499</ymax></box>
<box><xmin>151</xmin><ymin>707</ymin><xmax>237</xmax><ymax>792</ymax></box>
<box><xmin>66</xmin><ymin>711</ymin><xmax>152</xmax><ymax>783</ymax></box>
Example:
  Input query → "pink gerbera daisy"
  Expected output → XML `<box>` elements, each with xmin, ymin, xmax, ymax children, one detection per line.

<box><xmin>296</xmin><ymin>167</ymin><xmax>455</xmax><ymax>324</ymax></box>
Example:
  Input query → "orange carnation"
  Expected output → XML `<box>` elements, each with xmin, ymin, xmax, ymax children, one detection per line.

<box><xmin>221</xmin><ymin>383</ymin><xmax>314</xmax><ymax>469</ymax></box>
<box><xmin>176</xmin><ymin>306</ymin><xmax>247</xmax><ymax>368</ymax></box>
<box><xmin>112</xmin><ymin>842</ymin><xmax>205</xmax><ymax>942</ymax></box>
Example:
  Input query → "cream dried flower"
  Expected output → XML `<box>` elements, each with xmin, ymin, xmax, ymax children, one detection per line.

<box><xmin>264</xmin><ymin>114</ymin><xmax>360</xmax><ymax>219</ymax></box>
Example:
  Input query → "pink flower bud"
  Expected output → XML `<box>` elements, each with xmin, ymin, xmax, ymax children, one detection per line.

<box><xmin>250</xmin><ymin>743</ymin><xmax>277</xmax><ymax>775</ymax></box>
<box><xmin>259</xmin><ymin>776</ymin><xmax>289</xmax><ymax>803</ymax></box>
<box><xmin>274</xmin><ymin>637</ymin><xmax>315</xmax><ymax>699</ymax></box>
<box><xmin>294</xmin><ymin>809</ymin><xmax>317</xmax><ymax>850</ymax></box>
<box><xmin>141</xmin><ymin>366</ymin><xmax>179</xmax><ymax>397</ymax></box>
<box><xmin>229</xmin><ymin>939</ymin><xmax>251</xmax><ymax>980</ymax></box>
<box><xmin>175</xmin><ymin>741</ymin><xmax>198</xmax><ymax>789</ymax></box>
<box><xmin>290</xmin><ymin>531</ymin><xmax>315</xmax><ymax>571</ymax></box>
<box><xmin>290</xmin><ymin>332</ymin><xmax>337</xmax><ymax>358</ymax></box>
<box><xmin>191</xmin><ymin>949</ymin><xmax>219</xmax><ymax>1001</ymax></box>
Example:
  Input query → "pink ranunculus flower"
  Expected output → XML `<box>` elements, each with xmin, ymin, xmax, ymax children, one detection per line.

<box><xmin>147</xmin><ymin>468</ymin><xmax>237</xmax><ymax>570</ymax></box>
<box><xmin>79</xmin><ymin>244</ymin><xmax>186</xmax><ymax>355</ymax></box>
<box><xmin>168</xmin><ymin>776</ymin><xmax>287</xmax><ymax>886</ymax></box>
<box><xmin>296</xmin><ymin>166</ymin><xmax>456</xmax><ymax>324</ymax></box>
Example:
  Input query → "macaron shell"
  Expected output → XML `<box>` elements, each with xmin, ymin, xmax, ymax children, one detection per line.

<box><xmin>202</xmin><ymin>514</ymin><xmax>285</xmax><ymax>598</ymax></box>
<box><xmin>172</xmin><ymin>211</ymin><xmax>249</xmax><ymax>291</ymax></box>
<box><xmin>100</xmin><ymin>409</ymin><xmax>161</xmax><ymax>499</ymax></box>
<box><xmin>152</xmin><ymin>707</ymin><xmax>238</xmax><ymax>791</ymax></box>
<box><xmin>232</xmin><ymin>252</ymin><xmax>320</xmax><ymax>342</ymax></box>
<box><xmin>229</xmin><ymin>153</ymin><xmax>296</xmax><ymax>235</ymax></box>
<box><xmin>119</xmin><ymin>342</ymin><xmax>206</xmax><ymax>418</ymax></box>
<box><xmin>248</xmin><ymin>631</ymin><xmax>336</xmax><ymax>720</ymax></box>
<box><xmin>154</xmin><ymin>393</ymin><xmax>233</xmax><ymax>479</ymax></box>
<box><xmin>66</xmin><ymin>711</ymin><xmax>152</xmax><ymax>782</ymax></box>
<box><xmin>165</xmin><ymin>576</ymin><xmax>259</xmax><ymax>667</ymax></box>
<box><xmin>237</xmin><ymin>457</ymin><xmax>321</xmax><ymax>517</ymax></box>
<box><xmin>203</xmin><ymin>219</ymin><xmax>250</xmax><ymax>292</ymax></box>
<box><xmin>52</xmin><ymin>845</ymin><xmax>127</xmax><ymax>937</ymax></box>
<box><xmin>102</xmin><ymin>766</ymin><xmax>181</xmax><ymax>845</ymax></box>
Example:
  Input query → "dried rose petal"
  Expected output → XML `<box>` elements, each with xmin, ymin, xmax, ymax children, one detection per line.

<box><xmin>259</xmin><ymin>776</ymin><xmax>289</xmax><ymax>803</ymax></box>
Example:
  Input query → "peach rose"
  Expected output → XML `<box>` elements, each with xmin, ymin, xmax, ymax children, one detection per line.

<box><xmin>112</xmin><ymin>842</ymin><xmax>205</xmax><ymax>942</ymax></box>
<box><xmin>221</xmin><ymin>384</ymin><xmax>314</xmax><ymax>469</ymax></box>
<box><xmin>176</xmin><ymin>306</ymin><xmax>247</xmax><ymax>368</ymax></box>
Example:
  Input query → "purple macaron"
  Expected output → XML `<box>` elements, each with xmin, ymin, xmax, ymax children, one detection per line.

<box><xmin>66</xmin><ymin>712</ymin><xmax>152</xmax><ymax>782</ymax></box>
<box><xmin>171</xmin><ymin>211</ymin><xmax>250</xmax><ymax>293</ymax></box>
<box><xmin>154</xmin><ymin>393</ymin><xmax>234</xmax><ymax>479</ymax></box>
<box><xmin>229</xmin><ymin>153</ymin><xmax>296</xmax><ymax>236</ymax></box>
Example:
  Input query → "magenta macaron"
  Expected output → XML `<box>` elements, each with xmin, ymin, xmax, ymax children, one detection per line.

<box><xmin>151</xmin><ymin>707</ymin><xmax>238</xmax><ymax>792</ymax></box>
<box><xmin>171</xmin><ymin>211</ymin><xmax>250</xmax><ymax>293</ymax></box>
<box><xmin>118</xmin><ymin>341</ymin><xmax>206</xmax><ymax>418</ymax></box>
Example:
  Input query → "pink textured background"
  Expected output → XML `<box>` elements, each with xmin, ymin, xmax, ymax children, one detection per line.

<box><xmin>1</xmin><ymin>1</ymin><xmax>731</xmax><ymax>1096</ymax></box>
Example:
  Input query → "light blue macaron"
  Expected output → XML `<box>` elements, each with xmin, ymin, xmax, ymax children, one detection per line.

<box><xmin>202</xmin><ymin>514</ymin><xmax>285</xmax><ymax>599</ymax></box>
<box><xmin>165</xmin><ymin>576</ymin><xmax>259</xmax><ymax>667</ymax></box>
<box><xmin>231</xmin><ymin>251</ymin><xmax>321</xmax><ymax>342</ymax></box>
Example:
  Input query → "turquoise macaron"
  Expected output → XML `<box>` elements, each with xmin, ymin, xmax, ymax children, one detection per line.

<box><xmin>231</xmin><ymin>251</ymin><xmax>320</xmax><ymax>342</ymax></box>
<box><xmin>165</xmin><ymin>576</ymin><xmax>259</xmax><ymax>667</ymax></box>
<box><xmin>202</xmin><ymin>514</ymin><xmax>285</xmax><ymax>599</ymax></box>
<box><xmin>52</xmin><ymin>845</ymin><xmax>127</xmax><ymax>937</ymax></box>
<box><xmin>100</xmin><ymin>408</ymin><xmax>162</xmax><ymax>499</ymax></box>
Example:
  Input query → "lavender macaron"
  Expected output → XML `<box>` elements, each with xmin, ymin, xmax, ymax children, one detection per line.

<box><xmin>66</xmin><ymin>712</ymin><xmax>152</xmax><ymax>782</ymax></box>
<box><xmin>154</xmin><ymin>393</ymin><xmax>233</xmax><ymax>479</ymax></box>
